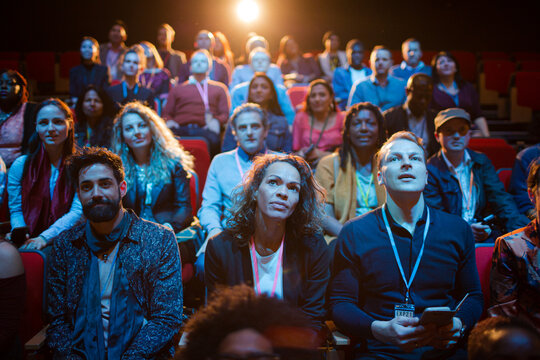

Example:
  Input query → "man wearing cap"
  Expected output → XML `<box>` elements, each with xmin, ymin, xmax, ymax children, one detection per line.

<box><xmin>329</xmin><ymin>131</ymin><xmax>483</xmax><ymax>359</ymax></box>
<box><xmin>383</xmin><ymin>74</ymin><xmax>439</xmax><ymax>157</ymax></box>
<box><xmin>424</xmin><ymin>108</ymin><xmax>529</xmax><ymax>242</ymax></box>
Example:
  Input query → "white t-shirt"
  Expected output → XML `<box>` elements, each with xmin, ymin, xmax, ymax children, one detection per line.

<box><xmin>251</xmin><ymin>242</ymin><xmax>284</xmax><ymax>299</ymax></box>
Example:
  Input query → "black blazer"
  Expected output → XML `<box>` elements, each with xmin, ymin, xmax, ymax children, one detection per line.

<box><xmin>69</xmin><ymin>64</ymin><xmax>110</xmax><ymax>98</ymax></box>
<box><xmin>123</xmin><ymin>161</ymin><xmax>192</xmax><ymax>232</ymax></box>
<box><xmin>383</xmin><ymin>105</ymin><xmax>439</xmax><ymax>158</ymax></box>
<box><xmin>205</xmin><ymin>229</ymin><xmax>330</xmax><ymax>325</ymax></box>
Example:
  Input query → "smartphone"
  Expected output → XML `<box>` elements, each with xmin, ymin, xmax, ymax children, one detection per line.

<box><xmin>418</xmin><ymin>293</ymin><xmax>470</xmax><ymax>326</ymax></box>
<box><xmin>11</xmin><ymin>227</ymin><xmax>29</xmax><ymax>248</ymax></box>
<box><xmin>418</xmin><ymin>307</ymin><xmax>455</xmax><ymax>326</ymax></box>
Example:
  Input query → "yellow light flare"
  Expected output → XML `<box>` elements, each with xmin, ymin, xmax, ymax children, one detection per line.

<box><xmin>236</xmin><ymin>0</ymin><xmax>260</xmax><ymax>23</ymax></box>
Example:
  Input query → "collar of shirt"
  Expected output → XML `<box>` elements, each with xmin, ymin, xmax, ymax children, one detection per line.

<box><xmin>383</xmin><ymin>202</ymin><xmax>429</xmax><ymax>237</ymax></box>
<box><xmin>370</xmin><ymin>74</ymin><xmax>392</xmax><ymax>86</ymax></box>
<box><xmin>236</xmin><ymin>145</ymin><xmax>268</xmax><ymax>162</ymax></box>
<box><xmin>400</xmin><ymin>61</ymin><xmax>426</xmax><ymax>71</ymax></box>
<box><xmin>441</xmin><ymin>149</ymin><xmax>473</xmax><ymax>176</ymax></box>
<box><xmin>188</xmin><ymin>75</ymin><xmax>208</xmax><ymax>85</ymax></box>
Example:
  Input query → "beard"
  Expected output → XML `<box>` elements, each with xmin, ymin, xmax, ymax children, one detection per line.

<box><xmin>82</xmin><ymin>196</ymin><xmax>121</xmax><ymax>222</ymax></box>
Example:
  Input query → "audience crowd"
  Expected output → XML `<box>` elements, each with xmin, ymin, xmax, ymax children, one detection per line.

<box><xmin>0</xmin><ymin>21</ymin><xmax>539</xmax><ymax>360</ymax></box>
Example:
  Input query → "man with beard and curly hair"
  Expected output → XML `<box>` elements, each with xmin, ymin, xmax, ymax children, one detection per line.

<box><xmin>46</xmin><ymin>147</ymin><xmax>183</xmax><ymax>359</ymax></box>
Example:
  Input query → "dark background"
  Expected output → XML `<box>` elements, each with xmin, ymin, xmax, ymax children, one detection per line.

<box><xmin>3</xmin><ymin>0</ymin><xmax>540</xmax><ymax>55</ymax></box>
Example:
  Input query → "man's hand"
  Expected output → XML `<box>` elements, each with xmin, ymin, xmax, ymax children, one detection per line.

<box><xmin>471</xmin><ymin>222</ymin><xmax>491</xmax><ymax>242</ymax></box>
<box><xmin>166</xmin><ymin>120</ymin><xmax>180</xmax><ymax>130</ymax></box>
<box><xmin>371</xmin><ymin>317</ymin><xmax>436</xmax><ymax>352</ymax></box>
<box><xmin>204</xmin><ymin>117</ymin><xmax>221</xmax><ymax>135</ymax></box>
<box><xmin>430</xmin><ymin>317</ymin><xmax>463</xmax><ymax>349</ymax></box>
<box><xmin>21</xmin><ymin>236</ymin><xmax>48</xmax><ymax>250</ymax></box>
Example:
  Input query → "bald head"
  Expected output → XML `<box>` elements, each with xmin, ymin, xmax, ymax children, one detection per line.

<box><xmin>406</xmin><ymin>73</ymin><xmax>433</xmax><ymax>117</ymax></box>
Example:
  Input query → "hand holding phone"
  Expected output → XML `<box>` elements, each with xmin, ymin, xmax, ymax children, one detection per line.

<box><xmin>418</xmin><ymin>293</ymin><xmax>469</xmax><ymax>326</ymax></box>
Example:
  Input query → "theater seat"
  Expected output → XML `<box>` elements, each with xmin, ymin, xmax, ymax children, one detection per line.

<box><xmin>496</xmin><ymin>168</ymin><xmax>512</xmax><ymax>191</ymax></box>
<box><xmin>518</xmin><ymin>60</ymin><xmax>540</xmax><ymax>72</ymax></box>
<box><xmin>480</xmin><ymin>51</ymin><xmax>510</xmax><ymax>61</ymax></box>
<box><xmin>479</xmin><ymin>60</ymin><xmax>516</xmax><ymax>115</ymax></box>
<box><xmin>20</xmin><ymin>250</ymin><xmax>48</xmax><ymax>353</ymax></box>
<box><xmin>451</xmin><ymin>50</ymin><xmax>477</xmax><ymax>83</ymax></box>
<box><xmin>510</xmin><ymin>71</ymin><xmax>540</xmax><ymax>123</ymax></box>
<box><xmin>178</xmin><ymin>137</ymin><xmax>211</xmax><ymax>194</ymax></box>
<box><xmin>475</xmin><ymin>243</ymin><xmax>494</xmax><ymax>319</ymax></box>
<box><xmin>286</xmin><ymin>86</ymin><xmax>308</xmax><ymax>112</ymax></box>
<box><xmin>468</xmin><ymin>138</ymin><xmax>516</xmax><ymax>170</ymax></box>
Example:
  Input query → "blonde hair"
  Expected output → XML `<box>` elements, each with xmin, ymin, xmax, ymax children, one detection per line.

<box><xmin>118</xmin><ymin>44</ymin><xmax>147</xmax><ymax>77</ymax></box>
<box><xmin>140</xmin><ymin>41</ymin><xmax>164</xmax><ymax>69</ymax></box>
<box><xmin>112</xmin><ymin>102</ymin><xmax>194</xmax><ymax>188</ymax></box>
<box><xmin>376</xmin><ymin>130</ymin><xmax>426</xmax><ymax>169</ymax></box>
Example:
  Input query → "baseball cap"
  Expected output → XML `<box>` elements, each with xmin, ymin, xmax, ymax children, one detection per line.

<box><xmin>434</xmin><ymin>108</ymin><xmax>471</xmax><ymax>131</ymax></box>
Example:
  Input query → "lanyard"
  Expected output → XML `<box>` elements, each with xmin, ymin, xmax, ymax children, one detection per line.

<box><xmin>439</xmin><ymin>81</ymin><xmax>459</xmax><ymax>106</ymax></box>
<box><xmin>355</xmin><ymin>171</ymin><xmax>373</xmax><ymax>208</ymax></box>
<box><xmin>195</xmin><ymin>80</ymin><xmax>209</xmax><ymax>111</ymax></box>
<box><xmin>250</xmin><ymin>236</ymin><xmax>284</xmax><ymax>297</ymax></box>
<box><xmin>456</xmin><ymin>169</ymin><xmax>474</xmax><ymax>211</ymax></box>
<box><xmin>122</xmin><ymin>81</ymin><xmax>139</xmax><ymax>99</ymax></box>
<box><xmin>381</xmin><ymin>205</ymin><xmax>430</xmax><ymax>304</ymax></box>
<box><xmin>235</xmin><ymin>148</ymin><xmax>267</xmax><ymax>179</ymax></box>
<box><xmin>309</xmin><ymin>114</ymin><xmax>330</xmax><ymax>148</ymax></box>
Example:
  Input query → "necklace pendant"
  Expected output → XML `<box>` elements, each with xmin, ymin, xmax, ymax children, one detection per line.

<box><xmin>102</xmin><ymin>253</ymin><xmax>108</xmax><ymax>261</ymax></box>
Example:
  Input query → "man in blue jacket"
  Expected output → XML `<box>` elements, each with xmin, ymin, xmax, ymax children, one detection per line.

<box><xmin>424</xmin><ymin>108</ymin><xmax>529</xmax><ymax>242</ymax></box>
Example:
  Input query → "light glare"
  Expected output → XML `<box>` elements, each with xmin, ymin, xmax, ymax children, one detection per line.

<box><xmin>237</xmin><ymin>1</ymin><xmax>259</xmax><ymax>23</ymax></box>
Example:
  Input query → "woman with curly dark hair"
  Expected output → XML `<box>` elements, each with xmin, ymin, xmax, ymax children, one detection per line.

<box><xmin>204</xmin><ymin>154</ymin><xmax>330</xmax><ymax>325</ymax></box>
<box><xmin>315</xmin><ymin>102</ymin><xmax>387</xmax><ymax>239</ymax></box>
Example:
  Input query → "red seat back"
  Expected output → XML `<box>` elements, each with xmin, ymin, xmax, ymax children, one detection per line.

<box><xmin>515</xmin><ymin>71</ymin><xmax>540</xmax><ymax>110</ymax></box>
<box><xmin>480</xmin><ymin>51</ymin><xmax>510</xmax><ymax>60</ymax></box>
<box><xmin>513</xmin><ymin>52</ymin><xmax>540</xmax><ymax>62</ymax></box>
<box><xmin>483</xmin><ymin>59</ymin><xmax>516</xmax><ymax>95</ymax></box>
<box><xmin>0</xmin><ymin>60</ymin><xmax>20</xmax><ymax>71</ymax></box>
<box><xmin>178</xmin><ymin>138</ymin><xmax>211</xmax><ymax>194</ymax></box>
<box><xmin>468</xmin><ymin>138</ymin><xmax>516</xmax><ymax>170</ymax></box>
<box><xmin>188</xmin><ymin>170</ymin><xmax>200</xmax><ymax>216</ymax></box>
<box><xmin>421</xmin><ymin>50</ymin><xmax>437</xmax><ymax>65</ymax></box>
<box><xmin>390</xmin><ymin>49</ymin><xmax>402</xmax><ymax>65</ymax></box>
<box><xmin>59</xmin><ymin>51</ymin><xmax>80</xmax><ymax>78</ymax></box>
<box><xmin>0</xmin><ymin>51</ymin><xmax>21</xmax><ymax>61</ymax></box>
<box><xmin>475</xmin><ymin>244</ymin><xmax>494</xmax><ymax>319</ymax></box>
<box><xmin>26</xmin><ymin>52</ymin><xmax>56</xmax><ymax>82</ymax></box>
<box><xmin>19</xmin><ymin>250</ymin><xmax>46</xmax><ymax>344</ymax></box>
<box><xmin>451</xmin><ymin>50</ymin><xmax>477</xmax><ymax>83</ymax></box>
<box><xmin>497</xmin><ymin>168</ymin><xmax>512</xmax><ymax>191</ymax></box>
<box><xmin>286</xmin><ymin>86</ymin><xmax>308</xmax><ymax>112</ymax></box>
<box><xmin>519</xmin><ymin>60</ymin><xmax>540</xmax><ymax>72</ymax></box>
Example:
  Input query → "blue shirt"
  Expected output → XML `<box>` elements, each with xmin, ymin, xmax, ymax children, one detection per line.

<box><xmin>198</xmin><ymin>146</ymin><xmax>270</xmax><ymax>235</ymax></box>
<box><xmin>230</xmin><ymin>64</ymin><xmax>284</xmax><ymax>90</ymax></box>
<box><xmin>329</xmin><ymin>204</ymin><xmax>483</xmax><ymax>358</ymax></box>
<box><xmin>230</xmin><ymin>81</ymin><xmax>296</xmax><ymax>125</ymax></box>
<box><xmin>333</xmin><ymin>66</ymin><xmax>372</xmax><ymax>110</ymax></box>
<box><xmin>389</xmin><ymin>61</ymin><xmax>432</xmax><ymax>81</ymax></box>
<box><xmin>347</xmin><ymin>75</ymin><xmax>407</xmax><ymax>111</ymax></box>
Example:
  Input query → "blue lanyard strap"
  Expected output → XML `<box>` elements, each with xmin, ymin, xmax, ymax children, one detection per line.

<box><xmin>122</xmin><ymin>81</ymin><xmax>139</xmax><ymax>99</ymax></box>
<box><xmin>381</xmin><ymin>205</ymin><xmax>430</xmax><ymax>304</ymax></box>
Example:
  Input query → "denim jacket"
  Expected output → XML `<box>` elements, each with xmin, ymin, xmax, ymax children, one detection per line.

<box><xmin>425</xmin><ymin>149</ymin><xmax>529</xmax><ymax>233</ymax></box>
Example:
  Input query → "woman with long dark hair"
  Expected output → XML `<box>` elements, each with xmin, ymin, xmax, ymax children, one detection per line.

<box><xmin>292</xmin><ymin>79</ymin><xmax>345</xmax><ymax>166</ymax></box>
<box><xmin>430</xmin><ymin>51</ymin><xmax>489</xmax><ymax>137</ymax></box>
<box><xmin>74</xmin><ymin>85</ymin><xmax>116</xmax><ymax>148</ymax></box>
<box><xmin>205</xmin><ymin>154</ymin><xmax>330</xmax><ymax>325</ymax></box>
<box><xmin>222</xmin><ymin>73</ymin><xmax>292</xmax><ymax>152</ymax></box>
<box><xmin>315</xmin><ymin>102</ymin><xmax>387</xmax><ymax>238</ymax></box>
<box><xmin>7</xmin><ymin>98</ymin><xmax>82</xmax><ymax>250</ymax></box>
<box><xmin>69</xmin><ymin>37</ymin><xmax>110</xmax><ymax>103</ymax></box>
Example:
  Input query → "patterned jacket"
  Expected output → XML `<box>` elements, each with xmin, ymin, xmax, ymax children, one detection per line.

<box><xmin>47</xmin><ymin>211</ymin><xmax>183</xmax><ymax>359</ymax></box>
<box><xmin>489</xmin><ymin>220</ymin><xmax>540</xmax><ymax>330</ymax></box>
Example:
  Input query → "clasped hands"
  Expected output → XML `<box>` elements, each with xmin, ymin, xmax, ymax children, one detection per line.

<box><xmin>371</xmin><ymin>316</ymin><xmax>463</xmax><ymax>352</ymax></box>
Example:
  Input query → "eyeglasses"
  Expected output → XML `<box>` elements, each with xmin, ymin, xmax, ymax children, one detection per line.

<box><xmin>214</xmin><ymin>353</ymin><xmax>280</xmax><ymax>360</ymax></box>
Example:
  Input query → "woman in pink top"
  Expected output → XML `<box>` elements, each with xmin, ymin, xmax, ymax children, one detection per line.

<box><xmin>292</xmin><ymin>79</ymin><xmax>344</xmax><ymax>167</ymax></box>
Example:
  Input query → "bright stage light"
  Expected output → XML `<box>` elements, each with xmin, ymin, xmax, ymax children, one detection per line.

<box><xmin>237</xmin><ymin>0</ymin><xmax>259</xmax><ymax>23</ymax></box>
